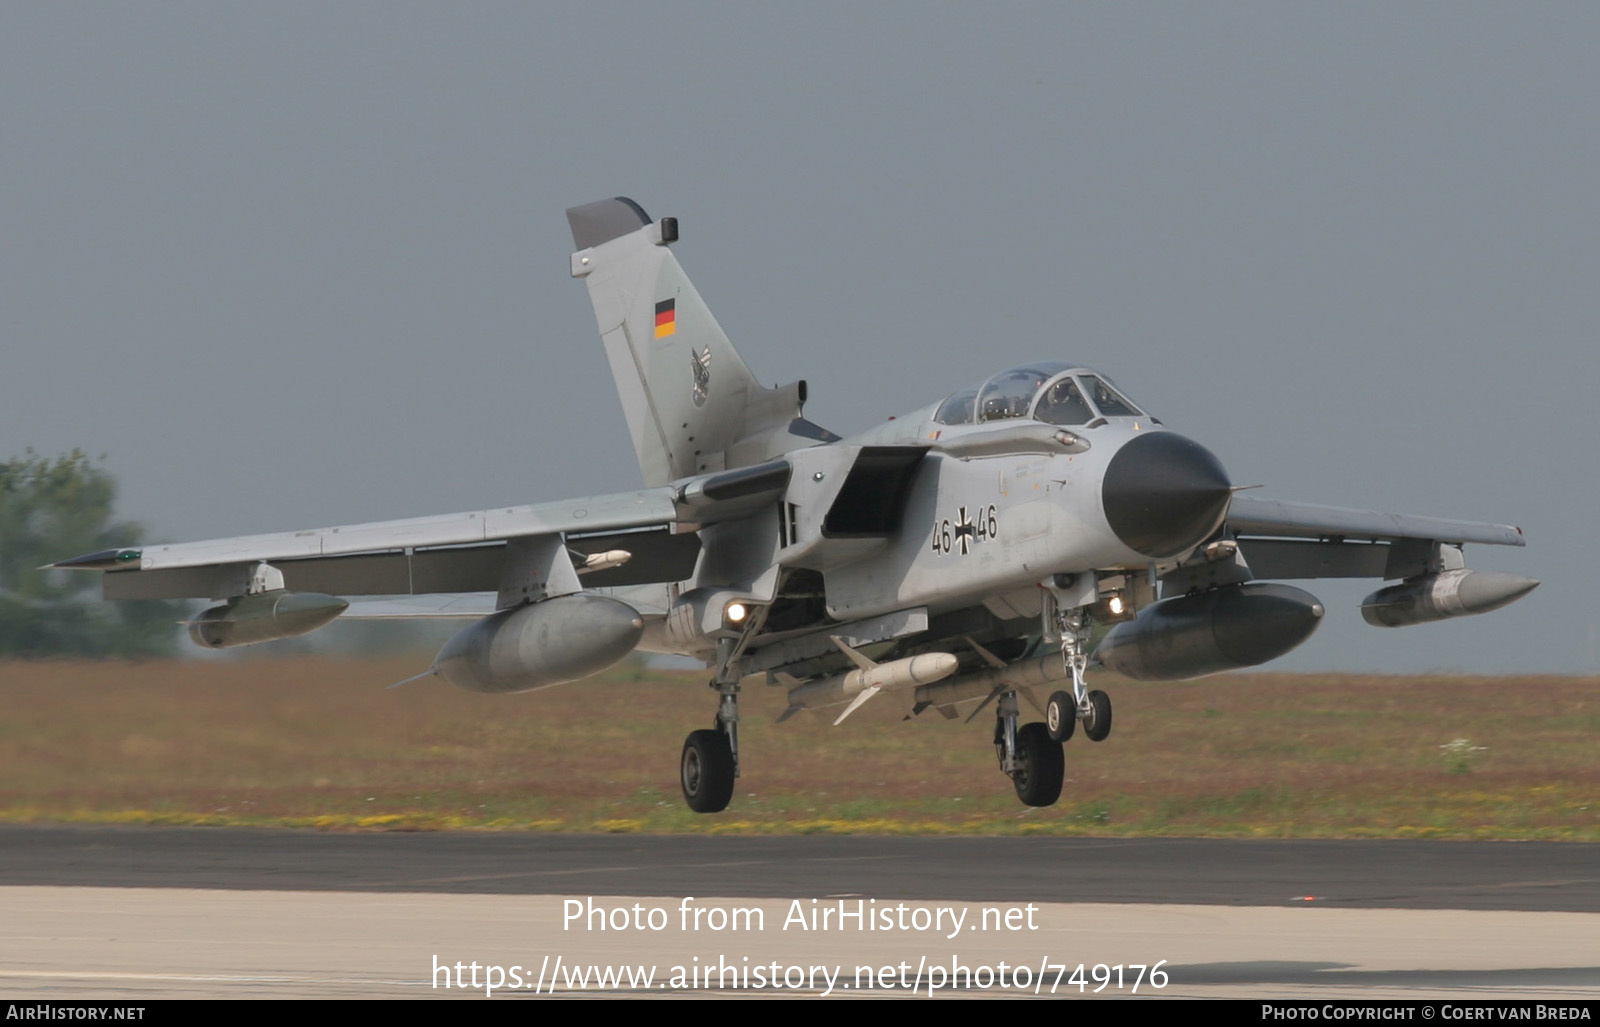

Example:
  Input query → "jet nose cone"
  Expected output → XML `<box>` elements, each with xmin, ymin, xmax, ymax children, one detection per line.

<box><xmin>1101</xmin><ymin>431</ymin><xmax>1232</xmax><ymax>558</ymax></box>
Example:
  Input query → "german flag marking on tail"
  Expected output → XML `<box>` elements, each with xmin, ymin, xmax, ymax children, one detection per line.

<box><xmin>654</xmin><ymin>298</ymin><xmax>676</xmax><ymax>339</ymax></box>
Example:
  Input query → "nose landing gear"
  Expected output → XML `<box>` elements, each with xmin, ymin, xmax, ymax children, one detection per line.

<box><xmin>1046</xmin><ymin>605</ymin><xmax>1114</xmax><ymax>744</ymax></box>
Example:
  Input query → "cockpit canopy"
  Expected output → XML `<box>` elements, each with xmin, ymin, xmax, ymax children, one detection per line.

<box><xmin>933</xmin><ymin>362</ymin><xmax>1145</xmax><ymax>427</ymax></box>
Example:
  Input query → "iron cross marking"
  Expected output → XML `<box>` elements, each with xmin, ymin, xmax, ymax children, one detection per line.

<box><xmin>955</xmin><ymin>506</ymin><xmax>975</xmax><ymax>555</ymax></box>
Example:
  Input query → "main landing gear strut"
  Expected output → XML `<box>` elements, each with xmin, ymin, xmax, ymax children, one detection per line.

<box><xmin>680</xmin><ymin>649</ymin><xmax>741</xmax><ymax>813</ymax></box>
<box><xmin>680</xmin><ymin>612</ymin><xmax>765</xmax><ymax>813</ymax></box>
<box><xmin>992</xmin><ymin>690</ymin><xmax>1065</xmax><ymax>807</ymax></box>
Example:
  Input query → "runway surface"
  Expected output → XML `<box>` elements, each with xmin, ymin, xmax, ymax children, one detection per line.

<box><xmin>1</xmin><ymin>827</ymin><xmax>1595</xmax><ymax>1000</ymax></box>
<box><xmin>2</xmin><ymin>826</ymin><xmax>1595</xmax><ymax>909</ymax></box>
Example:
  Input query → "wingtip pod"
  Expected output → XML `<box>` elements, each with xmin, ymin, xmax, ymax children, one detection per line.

<box><xmin>49</xmin><ymin>548</ymin><xmax>142</xmax><ymax>571</ymax></box>
<box><xmin>1360</xmin><ymin>570</ymin><xmax>1539</xmax><ymax>628</ymax></box>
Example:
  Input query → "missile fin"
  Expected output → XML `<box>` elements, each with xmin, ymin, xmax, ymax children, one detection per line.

<box><xmin>963</xmin><ymin>685</ymin><xmax>1005</xmax><ymax>724</ymax></box>
<box><xmin>833</xmin><ymin>685</ymin><xmax>882</xmax><ymax>725</ymax></box>
<box><xmin>964</xmin><ymin>636</ymin><xmax>1008</xmax><ymax>670</ymax></box>
<box><xmin>830</xmin><ymin>635</ymin><xmax>879</xmax><ymax>672</ymax></box>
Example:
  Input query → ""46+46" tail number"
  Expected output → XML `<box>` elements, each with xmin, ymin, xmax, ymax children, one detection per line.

<box><xmin>932</xmin><ymin>504</ymin><xmax>998</xmax><ymax>556</ymax></box>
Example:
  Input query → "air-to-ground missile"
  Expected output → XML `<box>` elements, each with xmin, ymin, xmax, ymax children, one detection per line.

<box><xmin>783</xmin><ymin>651</ymin><xmax>960</xmax><ymax>718</ymax></box>
<box><xmin>187</xmin><ymin>591</ymin><xmax>349</xmax><ymax>649</ymax></box>
<box><xmin>1092</xmin><ymin>581</ymin><xmax>1325</xmax><ymax>681</ymax></box>
<box><xmin>910</xmin><ymin>649</ymin><xmax>1076</xmax><ymax>712</ymax></box>
<box><xmin>432</xmin><ymin>593</ymin><xmax>644</xmax><ymax>694</ymax></box>
<box><xmin>1360</xmin><ymin>569</ymin><xmax>1538</xmax><ymax>628</ymax></box>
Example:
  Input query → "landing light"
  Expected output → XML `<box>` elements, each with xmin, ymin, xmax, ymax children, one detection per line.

<box><xmin>1091</xmin><ymin>590</ymin><xmax>1137</xmax><ymax>624</ymax></box>
<box><xmin>725</xmin><ymin>602</ymin><xmax>749</xmax><ymax>625</ymax></box>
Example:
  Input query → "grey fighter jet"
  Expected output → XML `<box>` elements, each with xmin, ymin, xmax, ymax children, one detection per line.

<box><xmin>55</xmin><ymin>197</ymin><xmax>1538</xmax><ymax>813</ymax></box>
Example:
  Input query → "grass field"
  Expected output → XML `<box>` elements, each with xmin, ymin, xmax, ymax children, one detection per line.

<box><xmin>0</xmin><ymin>657</ymin><xmax>1593</xmax><ymax>839</ymax></box>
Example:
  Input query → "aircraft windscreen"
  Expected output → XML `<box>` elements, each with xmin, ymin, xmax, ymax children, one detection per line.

<box><xmin>1080</xmin><ymin>375</ymin><xmax>1142</xmax><ymax>417</ymax></box>
<box><xmin>1034</xmin><ymin>376</ymin><xmax>1094</xmax><ymax>425</ymax></box>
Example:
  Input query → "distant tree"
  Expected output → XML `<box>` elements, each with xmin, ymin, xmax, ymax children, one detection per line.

<box><xmin>0</xmin><ymin>450</ymin><xmax>179</xmax><ymax>657</ymax></box>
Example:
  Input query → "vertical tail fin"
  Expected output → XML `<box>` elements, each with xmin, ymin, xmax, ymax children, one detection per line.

<box><xmin>567</xmin><ymin>197</ymin><xmax>835</xmax><ymax>487</ymax></box>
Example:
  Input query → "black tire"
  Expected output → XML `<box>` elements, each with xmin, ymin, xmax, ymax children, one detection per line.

<box><xmin>681</xmin><ymin>729</ymin><xmax>735</xmax><ymax>813</ymax></box>
<box><xmin>1084</xmin><ymin>689</ymin><xmax>1113</xmax><ymax>742</ymax></box>
<box><xmin>1045</xmin><ymin>690</ymin><xmax>1076</xmax><ymax>743</ymax></box>
<box><xmin>1011</xmin><ymin>722</ymin><xmax>1064</xmax><ymax>807</ymax></box>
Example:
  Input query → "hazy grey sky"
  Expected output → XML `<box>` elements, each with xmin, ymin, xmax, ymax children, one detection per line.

<box><xmin>3</xmin><ymin>3</ymin><xmax>1594</xmax><ymax>672</ymax></box>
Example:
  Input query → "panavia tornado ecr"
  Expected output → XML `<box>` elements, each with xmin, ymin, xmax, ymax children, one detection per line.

<box><xmin>55</xmin><ymin>197</ymin><xmax>1538</xmax><ymax>812</ymax></box>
